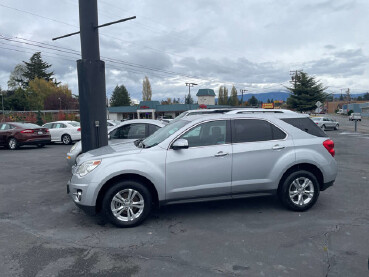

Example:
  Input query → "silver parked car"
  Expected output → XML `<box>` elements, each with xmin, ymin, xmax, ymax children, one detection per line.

<box><xmin>311</xmin><ymin>117</ymin><xmax>339</xmax><ymax>131</ymax></box>
<box><xmin>67</xmin><ymin>113</ymin><xmax>337</xmax><ymax>227</ymax></box>
<box><xmin>66</xmin><ymin>119</ymin><xmax>165</xmax><ymax>166</ymax></box>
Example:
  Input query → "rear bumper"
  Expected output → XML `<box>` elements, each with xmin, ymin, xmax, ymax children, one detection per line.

<box><xmin>21</xmin><ymin>139</ymin><xmax>51</xmax><ymax>145</ymax></box>
<box><xmin>321</xmin><ymin>180</ymin><xmax>334</xmax><ymax>191</ymax></box>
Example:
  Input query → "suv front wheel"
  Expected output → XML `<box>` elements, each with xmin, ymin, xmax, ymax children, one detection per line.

<box><xmin>102</xmin><ymin>180</ymin><xmax>152</xmax><ymax>227</ymax></box>
<box><xmin>279</xmin><ymin>170</ymin><xmax>320</xmax><ymax>211</ymax></box>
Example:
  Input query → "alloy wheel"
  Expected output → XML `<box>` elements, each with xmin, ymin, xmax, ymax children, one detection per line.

<box><xmin>110</xmin><ymin>189</ymin><xmax>145</xmax><ymax>222</ymax></box>
<box><xmin>288</xmin><ymin>177</ymin><xmax>315</xmax><ymax>206</ymax></box>
<box><xmin>62</xmin><ymin>135</ymin><xmax>71</xmax><ymax>145</ymax></box>
<box><xmin>8</xmin><ymin>138</ymin><xmax>17</xmax><ymax>150</ymax></box>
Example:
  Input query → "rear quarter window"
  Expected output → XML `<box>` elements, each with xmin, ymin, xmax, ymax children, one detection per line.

<box><xmin>281</xmin><ymin>118</ymin><xmax>327</xmax><ymax>137</ymax></box>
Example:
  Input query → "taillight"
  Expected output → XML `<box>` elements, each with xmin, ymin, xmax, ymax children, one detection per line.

<box><xmin>45</xmin><ymin>129</ymin><xmax>49</xmax><ymax>133</ymax></box>
<box><xmin>77</xmin><ymin>128</ymin><xmax>81</xmax><ymax>132</ymax></box>
<box><xmin>323</xmin><ymin>139</ymin><xmax>335</xmax><ymax>157</ymax></box>
<box><xmin>21</xmin><ymin>129</ymin><xmax>34</xmax><ymax>134</ymax></box>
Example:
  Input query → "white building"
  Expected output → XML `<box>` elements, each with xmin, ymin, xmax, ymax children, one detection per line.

<box><xmin>196</xmin><ymin>89</ymin><xmax>216</xmax><ymax>105</ymax></box>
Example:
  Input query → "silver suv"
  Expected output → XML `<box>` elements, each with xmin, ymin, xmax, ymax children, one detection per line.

<box><xmin>68</xmin><ymin>113</ymin><xmax>337</xmax><ymax>227</ymax></box>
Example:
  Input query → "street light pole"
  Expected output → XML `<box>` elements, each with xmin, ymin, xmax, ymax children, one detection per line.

<box><xmin>240</xmin><ymin>89</ymin><xmax>248</xmax><ymax>106</ymax></box>
<box><xmin>185</xmin><ymin>82</ymin><xmax>197</xmax><ymax>104</ymax></box>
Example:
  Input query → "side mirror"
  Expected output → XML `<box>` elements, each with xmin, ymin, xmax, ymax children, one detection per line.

<box><xmin>172</xmin><ymin>139</ymin><xmax>189</xmax><ymax>150</ymax></box>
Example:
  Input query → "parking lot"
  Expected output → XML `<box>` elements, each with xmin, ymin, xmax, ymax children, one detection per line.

<box><xmin>1</xmin><ymin>118</ymin><xmax>369</xmax><ymax>276</ymax></box>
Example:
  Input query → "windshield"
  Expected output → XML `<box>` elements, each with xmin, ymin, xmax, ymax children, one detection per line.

<box><xmin>142</xmin><ymin>119</ymin><xmax>190</xmax><ymax>148</ymax></box>
<box><xmin>170</xmin><ymin>112</ymin><xmax>188</xmax><ymax>124</ymax></box>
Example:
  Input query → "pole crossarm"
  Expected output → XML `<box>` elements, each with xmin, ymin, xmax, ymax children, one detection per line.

<box><xmin>52</xmin><ymin>16</ymin><xmax>136</xmax><ymax>41</ymax></box>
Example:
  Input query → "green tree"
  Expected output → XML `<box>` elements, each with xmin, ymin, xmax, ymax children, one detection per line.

<box><xmin>286</xmin><ymin>71</ymin><xmax>327</xmax><ymax>112</ymax></box>
<box><xmin>339</xmin><ymin>94</ymin><xmax>344</xmax><ymax>101</ymax></box>
<box><xmin>8</xmin><ymin>64</ymin><xmax>26</xmax><ymax>90</ymax></box>
<box><xmin>110</xmin><ymin>85</ymin><xmax>131</xmax><ymax>107</ymax></box>
<box><xmin>22</xmin><ymin>52</ymin><xmax>54</xmax><ymax>87</ymax></box>
<box><xmin>142</xmin><ymin>76</ymin><xmax>152</xmax><ymax>101</ymax></box>
<box><xmin>218</xmin><ymin>86</ymin><xmax>224</xmax><ymax>105</ymax></box>
<box><xmin>357</xmin><ymin>96</ymin><xmax>363</xmax><ymax>101</ymax></box>
<box><xmin>248</xmin><ymin>95</ymin><xmax>258</xmax><ymax>106</ymax></box>
<box><xmin>223</xmin><ymin>86</ymin><xmax>229</xmax><ymax>105</ymax></box>
<box><xmin>185</xmin><ymin>93</ymin><xmax>194</xmax><ymax>104</ymax></box>
<box><xmin>4</xmin><ymin>88</ymin><xmax>30</xmax><ymax>111</ymax></box>
<box><xmin>363</xmin><ymin>92</ymin><xmax>369</xmax><ymax>100</ymax></box>
<box><xmin>36</xmin><ymin>110</ymin><xmax>44</xmax><ymax>125</ymax></box>
<box><xmin>230</xmin><ymin>85</ymin><xmax>239</xmax><ymax>106</ymax></box>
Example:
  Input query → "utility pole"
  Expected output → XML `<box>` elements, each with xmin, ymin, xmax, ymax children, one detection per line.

<box><xmin>185</xmin><ymin>82</ymin><xmax>197</xmax><ymax>104</ymax></box>
<box><xmin>240</xmin><ymin>89</ymin><xmax>248</xmax><ymax>106</ymax></box>
<box><xmin>52</xmin><ymin>0</ymin><xmax>135</xmax><ymax>153</ymax></box>
<box><xmin>289</xmin><ymin>70</ymin><xmax>303</xmax><ymax>88</ymax></box>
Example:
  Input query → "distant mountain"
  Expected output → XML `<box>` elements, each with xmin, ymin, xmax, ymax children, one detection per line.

<box><xmin>216</xmin><ymin>91</ymin><xmax>368</xmax><ymax>103</ymax></box>
<box><xmin>237</xmin><ymin>91</ymin><xmax>290</xmax><ymax>102</ymax></box>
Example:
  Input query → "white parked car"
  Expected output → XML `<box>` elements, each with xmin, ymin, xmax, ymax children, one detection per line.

<box><xmin>349</xmin><ymin>113</ymin><xmax>362</xmax><ymax>121</ymax></box>
<box><xmin>66</xmin><ymin>119</ymin><xmax>165</xmax><ymax>166</ymax></box>
<box><xmin>311</xmin><ymin>117</ymin><xmax>339</xmax><ymax>131</ymax></box>
<box><xmin>107</xmin><ymin>119</ymin><xmax>121</xmax><ymax>127</ymax></box>
<box><xmin>43</xmin><ymin>121</ymin><xmax>81</xmax><ymax>145</ymax></box>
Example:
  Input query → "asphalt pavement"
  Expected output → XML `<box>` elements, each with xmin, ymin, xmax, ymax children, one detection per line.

<box><xmin>0</xmin><ymin>117</ymin><xmax>368</xmax><ymax>276</ymax></box>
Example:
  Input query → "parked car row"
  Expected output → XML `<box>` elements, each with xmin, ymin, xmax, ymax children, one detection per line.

<box><xmin>67</xmin><ymin>109</ymin><xmax>337</xmax><ymax>228</ymax></box>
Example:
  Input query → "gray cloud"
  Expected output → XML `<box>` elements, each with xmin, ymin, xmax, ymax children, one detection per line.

<box><xmin>0</xmin><ymin>0</ymin><xmax>369</xmax><ymax>99</ymax></box>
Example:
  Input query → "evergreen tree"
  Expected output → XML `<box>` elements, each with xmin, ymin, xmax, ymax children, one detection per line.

<box><xmin>339</xmin><ymin>94</ymin><xmax>344</xmax><ymax>101</ymax></box>
<box><xmin>22</xmin><ymin>52</ymin><xmax>54</xmax><ymax>87</ymax></box>
<box><xmin>267</xmin><ymin>98</ymin><xmax>271</xmax><ymax>103</ymax></box>
<box><xmin>185</xmin><ymin>93</ymin><xmax>194</xmax><ymax>104</ymax></box>
<box><xmin>110</xmin><ymin>85</ymin><xmax>131</xmax><ymax>107</ymax></box>
<box><xmin>363</xmin><ymin>92</ymin><xmax>369</xmax><ymax>100</ymax></box>
<box><xmin>248</xmin><ymin>96</ymin><xmax>258</xmax><ymax>106</ymax></box>
<box><xmin>36</xmin><ymin>110</ymin><xmax>44</xmax><ymax>126</ymax></box>
<box><xmin>142</xmin><ymin>76</ymin><xmax>152</xmax><ymax>101</ymax></box>
<box><xmin>230</xmin><ymin>85</ymin><xmax>239</xmax><ymax>106</ymax></box>
<box><xmin>286</xmin><ymin>71</ymin><xmax>327</xmax><ymax>112</ymax></box>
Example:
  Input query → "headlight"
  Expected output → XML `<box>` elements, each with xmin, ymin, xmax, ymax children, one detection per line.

<box><xmin>76</xmin><ymin>160</ymin><xmax>101</xmax><ymax>177</ymax></box>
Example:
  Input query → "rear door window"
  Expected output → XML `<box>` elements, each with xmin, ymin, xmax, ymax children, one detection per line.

<box><xmin>148</xmin><ymin>124</ymin><xmax>161</xmax><ymax>136</ymax></box>
<box><xmin>232</xmin><ymin>119</ymin><xmax>286</xmax><ymax>143</ymax></box>
<box><xmin>281</xmin><ymin>118</ymin><xmax>327</xmax><ymax>137</ymax></box>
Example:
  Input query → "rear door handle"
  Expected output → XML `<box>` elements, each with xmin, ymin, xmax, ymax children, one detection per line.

<box><xmin>272</xmin><ymin>145</ymin><xmax>285</xmax><ymax>150</ymax></box>
<box><xmin>214</xmin><ymin>151</ymin><xmax>229</xmax><ymax>157</ymax></box>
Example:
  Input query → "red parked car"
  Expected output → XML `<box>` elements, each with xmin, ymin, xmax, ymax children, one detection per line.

<box><xmin>0</xmin><ymin>122</ymin><xmax>51</xmax><ymax>150</ymax></box>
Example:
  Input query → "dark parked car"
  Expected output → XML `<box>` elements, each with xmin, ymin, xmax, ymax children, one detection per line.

<box><xmin>0</xmin><ymin>122</ymin><xmax>51</xmax><ymax>150</ymax></box>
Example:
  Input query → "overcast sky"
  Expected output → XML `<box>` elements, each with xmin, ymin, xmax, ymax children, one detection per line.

<box><xmin>0</xmin><ymin>0</ymin><xmax>368</xmax><ymax>102</ymax></box>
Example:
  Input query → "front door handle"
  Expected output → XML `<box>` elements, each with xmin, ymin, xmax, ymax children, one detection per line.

<box><xmin>214</xmin><ymin>151</ymin><xmax>229</xmax><ymax>157</ymax></box>
<box><xmin>272</xmin><ymin>144</ymin><xmax>285</xmax><ymax>150</ymax></box>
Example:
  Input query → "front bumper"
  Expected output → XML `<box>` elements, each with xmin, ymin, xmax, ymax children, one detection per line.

<box><xmin>67</xmin><ymin>179</ymin><xmax>98</xmax><ymax>208</ymax></box>
<box><xmin>66</xmin><ymin>151</ymin><xmax>78</xmax><ymax>167</ymax></box>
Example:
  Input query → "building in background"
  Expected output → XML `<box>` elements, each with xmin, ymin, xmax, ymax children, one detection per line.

<box><xmin>196</xmin><ymin>89</ymin><xmax>216</xmax><ymax>105</ymax></box>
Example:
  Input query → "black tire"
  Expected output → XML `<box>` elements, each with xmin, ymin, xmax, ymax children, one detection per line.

<box><xmin>278</xmin><ymin>170</ymin><xmax>320</xmax><ymax>212</ymax></box>
<box><xmin>37</xmin><ymin>144</ymin><xmax>45</xmax><ymax>148</ymax></box>
<box><xmin>62</xmin><ymin>134</ymin><xmax>72</xmax><ymax>145</ymax></box>
<box><xmin>334</xmin><ymin>124</ymin><xmax>339</xmax><ymax>130</ymax></box>
<box><xmin>102</xmin><ymin>180</ymin><xmax>152</xmax><ymax>227</ymax></box>
<box><xmin>321</xmin><ymin>124</ymin><xmax>326</xmax><ymax>131</ymax></box>
<box><xmin>8</xmin><ymin>137</ymin><xmax>18</xmax><ymax>150</ymax></box>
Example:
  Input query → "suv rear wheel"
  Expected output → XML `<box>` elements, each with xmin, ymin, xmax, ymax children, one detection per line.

<box><xmin>279</xmin><ymin>170</ymin><xmax>320</xmax><ymax>211</ymax></box>
<box><xmin>102</xmin><ymin>180</ymin><xmax>152</xmax><ymax>227</ymax></box>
